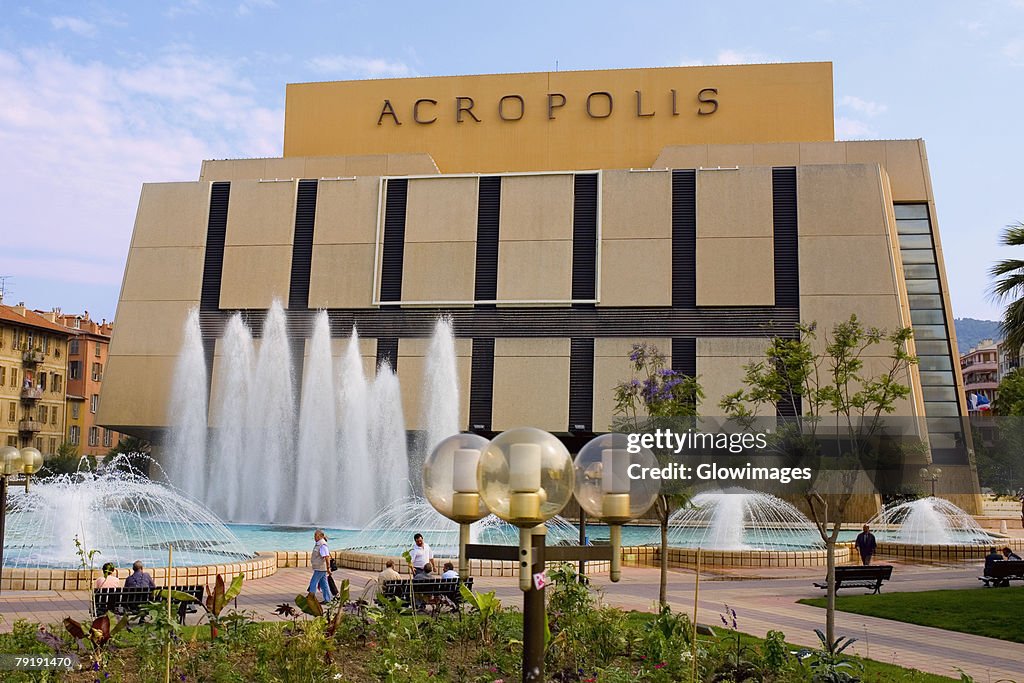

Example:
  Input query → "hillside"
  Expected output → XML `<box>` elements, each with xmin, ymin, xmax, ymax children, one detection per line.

<box><xmin>953</xmin><ymin>318</ymin><xmax>1002</xmax><ymax>351</ymax></box>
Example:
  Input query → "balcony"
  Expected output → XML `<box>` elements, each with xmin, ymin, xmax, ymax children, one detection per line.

<box><xmin>20</xmin><ymin>386</ymin><xmax>43</xmax><ymax>402</ymax></box>
<box><xmin>18</xmin><ymin>419</ymin><xmax>43</xmax><ymax>434</ymax></box>
<box><xmin>22</xmin><ymin>349</ymin><xmax>45</xmax><ymax>365</ymax></box>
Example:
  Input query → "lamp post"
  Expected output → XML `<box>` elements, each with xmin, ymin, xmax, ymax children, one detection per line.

<box><xmin>919</xmin><ymin>466</ymin><xmax>942</xmax><ymax>497</ymax></box>
<box><xmin>425</xmin><ymin>429</ymin><xmax>658</xmax><ymax>683</ymax></box>
<box><xmin>572</xmin><ymin>433</ymin><xmax>659</xmax><ymax>583</ymax></box>
<box><xmin>421</xmin><ymin>433</ymin><xmax>491</xmax><ymax>579</ymax></box>
<box><xmin>0</xmin><ymin>446</ymin><xmax>43</xmax><ymax>594</ymax></box>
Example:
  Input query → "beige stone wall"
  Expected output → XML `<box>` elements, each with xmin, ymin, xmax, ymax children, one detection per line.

<box><xmin>491</xmin><ymin>338</ymin><xmax>570</xmax><ymax>431</ymax></box>
<box><xmin>593</xmin><ymin>337</ymin><xmax>672</xmax><ymax>431</ymax></box>
<box><xmin>309</xmin><ymin>177</ymin><xmax>380</xmax><ymax>308</ymax></box>
<box><xmin>697</xmin><ymin>338</ymin><xmax>771</xmax><ymax>413</ymax></box>
<box><xmin>200</xmin><ymin>153</ymin><xmax>439</xmax><ymax>181</ymax></box>
<box><xmin>696</xmin><ymin>168</ymin><xmax>774</xmax><ymax>306</ymax></box>
<box><xmin>497</xmin><ymin>174</ymin><xmax>574</xmax><ymax>302</ymax></box>
<box><xmin>599</xmin><ymin>170</ymin><xmax>671</xmax><ymax>306</ymax></box>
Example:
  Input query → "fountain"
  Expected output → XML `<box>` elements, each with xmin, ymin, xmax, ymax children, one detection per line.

<box><xmin>2</xmin><ymin>462</ymin><xmax>252</xmax><ymax>570</ymax></box>
<box><xmin>667</xmin><ymin>488</ymin><xmax>824</xmax><ymax>551</ymax></box>
<box><xmin>869</xmin><ymin>497</ymin><xmax>991</xmax><ymax>545</ymax></box>
<box><xmin>345</xmin><ymin>497</ymin><xmax>581</xmax><ymax>556</ymax></box>
<box><xmin>168</xmin><ymin>301</ymin><xmax>462</xmax><ymax>528</ymax></box>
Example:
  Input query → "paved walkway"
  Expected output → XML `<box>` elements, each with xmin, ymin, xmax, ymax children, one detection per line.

<box><xmin>2</xmin><ymin>560</ymin><xmax>1021</xmax><ymax>681</ymax></box>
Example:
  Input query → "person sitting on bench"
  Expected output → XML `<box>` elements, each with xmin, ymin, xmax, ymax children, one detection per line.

<box><xmin>94</xmin><ymin>562</ymin><xmax>120</xmax><ymax>589</ymax></box>
<box><xmin>124</xmin><ymin>560</ymin><xmax>156</xmax><ymax>589</ymax></box>
<box><xmin>1002</xmin><ymin>546</ymin><xmax>1022</xmax><ymax>561</ymax></box>
<box><xmin>413</xmin><ymin>562</ymin><xmax>435</xmax><ymax>581</ymax></box>
<box><xmin>440</xmin><ymin>562</ymin><xmax>459</xmax><ymax>579</ymax></box>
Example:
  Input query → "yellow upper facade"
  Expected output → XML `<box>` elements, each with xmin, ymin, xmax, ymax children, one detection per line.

<box><xmin>284</xmin><ymin>62</ymin><xmax>834</xmax><ymax>173</ymax></box>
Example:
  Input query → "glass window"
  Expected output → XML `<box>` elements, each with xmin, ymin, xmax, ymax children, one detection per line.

<box><xmin>9</xmin><ymin>368</ymin><xmax>17</xmax><ymax>387</ymax></box>
<box><xmin>8</xmin><ymin>402</ymin><xmax>15</xmax><ymax>422</ymax></box>
<box><xmin>895</xmin><ymin>204</ymin><xmax>929</xmax><ymax>220</ymax></box>
<box><xmin>915</xmin><ymin>340</ymin><xmax>950</xmax><ymax>356</ymax></box>
<box><xmin>39</xmin><ymin>373</ymin><xmax>47</xmax><ymax>391</ymax></box>
<box><xmin>923</xmin><ymin>386</ymin><xmax>957</xmax><ymax>402</ymax></box>
<box><xmin>103</xmin><ymin>429</ymin><xmax>112</xmax><ymax>448</ymax></box>
<box><xmin>0</xmin><ymin>367</ymin><xmax>5</xmax><ymax>385</ymax></box>
<box><xmin>911</xmin><ymin>324</ymin><xmax>948</xmax><ymax>340</ymax></box>
<box><xmin>908</xmin><ymin>295</ymin><xmax>943</xmax><ymax>310</ymax></box>
<box><xmin>51</xmin><ymin>405</ymin><xmax>58</xmax><ymax>425</ymax></box>
<box><xmin>903</xmin><ymin>264</ymin><xmax>938</xmax><ymax>280</ymax></box>
<box><xmin>920</xmin><ymin>370</ymin><xmax>955</xmax><ymax>386</ymax></box>
<box><xmin>69</xmin><ymin>339</ymin><xmax>79</xmax><ymax>355</ymax></box>
<box><xmin>48</xmin><ymin>437</ymin><xmax>56</xmax><ymax>455</ymax></box>
<box><xmin>69</xmin><ymin>361</ymin><xmax>81</xmax><ymax>380</ymax></box>
<box><xmin>911</xmin><ymin>309</ymin><xmax>947</xmax><ymax>325</ymax></box>
<box><xmin>95</xmin><ymin>343</ymin><xmax>101</xmax><ymax>358</ymax></box>
<box><xmin>53</xmin><ymin>374</ymin><xmax>62</xmax><ymax>393</ymax></box>
<box><xmin>90</xmin><ymin>394</ymin><xmax>99</xmax><ymax>413</ymax></box>
<box><xmin>918</xmin><ymin>355</ymin><xmax>952</xmax><ymax>372</ymax></box>
<box><xmin>6</xmin><ymin>436</ymin><xmax>16</xmax><ymax>447</ymax></box>
<box><xmin>924</xmin><ymin>401</ymin><xmax>960</xmax><ymax>417</ymax></box>
<box><xmin>901</xmin><ymin>249</ymin><xmax>936</xmax><ymax>265</ymax></box>
<box><xmin>88</xmin><ymin>427</ymin><xmax>99</xmax><ymax>447</ymax></box>
<box><xmin>69</xmin><ymin>425</ymin><xmax>80</xmax><ymax>445</ymax></box>
<box><xmin>898</xmin><ymin>234</ymin><xmax>933</xmax><ymax>250</ymax></box>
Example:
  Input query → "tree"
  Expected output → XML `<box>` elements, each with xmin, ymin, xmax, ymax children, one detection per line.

<box><xmin>994</xmin><ymin>368</ymin><xmax>1024</xmax><ymax>416</ymax></box>
<box><xmin>106</xmin><ymin>436</ymin><xmax>152</xmax><ymax>475</ymax></box>
<box><xmin>990</xmin><ymin>221</ymin><xmax>1024</xmax><ymax>353</ymax></box>
<box><xmin>612</xmin><ymin>342</ymin><xmax>703</xmax><ymax>607</ymax></box>
<box><xmin>721</xmin><ymin>315</ymin><xmax>917</xmax><ymax>645</ymax></box>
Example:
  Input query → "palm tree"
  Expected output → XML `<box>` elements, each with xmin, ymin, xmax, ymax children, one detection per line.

<box><xmin>990</xmin><ymin>221</ymin><xmax>1024</xmax><ymax>353</ymax></box>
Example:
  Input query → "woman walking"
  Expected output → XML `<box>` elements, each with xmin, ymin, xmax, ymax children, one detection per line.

<box><xmin>309</xmin><ymin>529</ymin><xmax>333</xmax><ymax>603</ymax></box>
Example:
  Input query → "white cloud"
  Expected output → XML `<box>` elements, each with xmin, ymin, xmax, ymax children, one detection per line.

<box><xmin>961</xmin><ymin>19</ymin><xmax>986</xmax><ymax>38</ymax></box>
<box><xmin>835</xmin><ymin>117</ymin><xmax>876</xmax><ymax>140</ymax></box>
<box><xmin>306</xmin><ymin>55</ymin><xmax>414</xmax><ymax>79</ymax></box>
<box><xmin>715</xmin><ymin>49</ymin><xmax>779</xmax><ymax>64</ymax></box>
<box><xmin>839</xmin><ymin>95</ymin><xmax>887</xmax><ymax>117</ymax></box>
<box><xmin>237</xmin><ymin>0</ymin><xmax>276</xmax><ymax>16</ymax></box>
<box><xmin>0</xmin><ymin>47</ymin><xmax>283</xmax><ymax>291</ymax></box>
<box><xmin>50</xmin><ymin>16</ymin><xmax>97</xmax><ymax>37</ymax></box>
<box><xmin>1003</xmin><ymin>39</ymin><xmax>1024</xmax><ymax>64</ymax></box>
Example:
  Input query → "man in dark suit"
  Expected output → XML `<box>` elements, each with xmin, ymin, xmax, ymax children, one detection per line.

<box><xmin>854</xmin><ymin>524</ymin><xmax>877</xmax><ymax>566</ymax></box>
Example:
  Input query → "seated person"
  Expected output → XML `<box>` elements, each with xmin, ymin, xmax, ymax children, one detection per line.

<box><xmin>124</xmin><ymin>560</ymin><xmax>156</xmax><ymax>589</ymax></box>
<box><xmin>379</xmin><ymin>558</ymin><xmax>401</xmax><ymax>582</ymax></box>
<box><xmin>1002</xmin><ymin>546</ymin><xmax>1022</xmax><ymax>561</ymax></box>
<box><xmin>440</xmin><ymin>561</ymin><xmax>459</xmax><ymax>579</ymax></box>
<box><xmin>94</xmin><ymin>562</ymin><xmax>120</xmax><ymax>589</ymax></box>
<box><xmin>412</xmin><ymin>561</ymin><xmax>434</xmax><ymax>581</ymax></box>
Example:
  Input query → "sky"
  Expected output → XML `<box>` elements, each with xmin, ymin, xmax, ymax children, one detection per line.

<box><xmin>1</xmin><ymin>0</ymin><xmax>1022</xmax><ymax>323</ymax></box>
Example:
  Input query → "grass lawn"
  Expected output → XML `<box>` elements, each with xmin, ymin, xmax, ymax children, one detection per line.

<box><xmin>623</xmin><ymin>612</ymin><xmax>958</xmax><ymax>682</ymax></box>
<box><xmin>799</xmin><ymin>586</ymin><xmax>1024</xmax><ymax>643</ymax></box>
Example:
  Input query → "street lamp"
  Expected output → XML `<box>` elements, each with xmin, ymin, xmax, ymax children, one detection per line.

<box><xmin>573</xmin><ymin>433</ymin><xmax>659</xmax><ymax>582</ymax></box>
<box><xmin>422</xmin><ymin>433</ymin><xmax>491</xmax><ymax>579</ymax></box>
<box><xmin>919</xmin><ymin>466</ymin><xmax>942</xmax><ymax>497</ymax></box>
<box><xmin>0</xmin><ymin>446</ymin><xmax>43</xmax><ymax>594</ymax></box>
<box><xmin>477</xmin><ymin>427</ymin><xmax>576</xmax><ymax>591</ymax></box>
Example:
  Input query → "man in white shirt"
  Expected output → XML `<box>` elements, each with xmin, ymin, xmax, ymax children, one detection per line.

<box><xmin>440</xmin><ymin>561</ymin><xmax>459</xmax><ymax>579</ymax></box>
<box><xmin>410</xmin><ymin>533</ymin><xmax>433</xmax><ymax>576</ymax></box>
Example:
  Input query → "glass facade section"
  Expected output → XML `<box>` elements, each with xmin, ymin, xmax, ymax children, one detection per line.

<box><xmin>895</xmin><ymin>203</ymin><xmax>965</xmax><ymax>464</ymax></box>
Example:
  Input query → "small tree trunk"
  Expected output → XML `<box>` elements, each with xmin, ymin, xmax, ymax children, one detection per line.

<box><xmin>659</xmin><ymin>496</ymin><xmax>669</xmax><ymax>607</ymax></box>
<box><xmin>825</xmin><ymin>533</ymin><xmax>836</xmax><ymax>646</ymax></box>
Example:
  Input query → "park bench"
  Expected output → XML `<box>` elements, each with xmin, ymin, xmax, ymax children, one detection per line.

<box><xmin>380</xmin><ymin>577</ymin><xmax>473</xmax><ymax>612</ymax></box>
<box><xmin>92</xmin><ymin>585</ymin><xmax>205</xmax><ymax>624</ymax></box>
<box><xmin>979</xmin><ymin>560</ymin><xmax>1024</xmax><ymax>587</ymax></box>
<box><xmin>814</xmin><ymin>565</ymin><xmax>893</xmax><ymax>595</ymax></box>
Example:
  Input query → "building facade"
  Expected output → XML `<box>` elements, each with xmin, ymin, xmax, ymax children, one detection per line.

<box><xmin>0</xmin><ymin>303</ymin><xmax>70</xmax><ymax>455</ymax></box>
<box><xmin>56</xmin><ymin>313</ymin><xmax>121</xmax><ymax>456</ymax></box>
<box><xmin>99</xmin><ymin>63</ymin><xmax>980</xmax><ymax>508</ymax></box>
<box><xmin>961</xmin><ymin>339</ymin><xmax>998</xmax><ymax>412</ymax></box>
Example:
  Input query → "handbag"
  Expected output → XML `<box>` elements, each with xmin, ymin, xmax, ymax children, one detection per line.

<box><xmin>329</xmin><ymin>557</ymin><xmax>338</xmax><ymax>572</ymax></box>
<box><xmin>327</xmin><ymin>574</ymin><xmax>339</xmax><ymax>598</ymax></box>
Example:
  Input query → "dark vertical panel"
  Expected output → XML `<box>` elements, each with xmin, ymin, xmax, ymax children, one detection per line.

<box><xmin>773</xmin><ymin>167</ymin><xmax>801</xmax><ymax>418</ymax></box>
<box><xmin>671</xmin><ymin>338</ymin><xmax>697</xmax><ymax>377</ymax></box>
<box><xmin>376</xmin><ymin>337</ymin><xmax>399</xmax><ymax>371</ymax></box>
<box><xmin>469</xmin><ymin>338</ymin><xmax>495</xmax><ymax>431</ymax></box>
<box><xmin>672</xmin><ymin>170</ymin><xmax>696</xmax><ymax>308</ymax></box>
<box><xmin>290</xmin><ymin>338</ymin><xmax>305</xmax><ymax>403</ymax></box>
<box><xmin>571</xmin><ymin>174</ymin><xmax>598</xmax><ymax>305</ymax></box>
<box><xmin>200</xmin><ymin>182</ymin><xmax>230</xmax><ymax>393</ymax></box>
<box><xmin>569</xmin><ymin>338</ymin><xmax>595</xmax><ymax>432</ymax></box>
<box><xmin>474</xmin><ymin>176</ymin><xmax>501</xmax><ymax>307</ymax></box>
<box><xmin>288</xmin><ymin>179</ymin><xmax>318</xmax><ymax>310</ymax></box>
<box><xmin>772</xmin><ymin>167</ymin><xmax>799</xmax><ymax>309</ymax></box>
<box><xmin>200</xmin><ymin>182</ymin><xmax>230</xmax><ymax>312</ymax></box>
<box><xmin>379</xmin><ymin>179</ymin><xmax>408</xmax><ymax>304</ymax></box>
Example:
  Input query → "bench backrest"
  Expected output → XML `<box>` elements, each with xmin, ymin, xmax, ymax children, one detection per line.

<box><xmin>381</xmin><ymin>577</ymin><xmax>473</xmax><ymax>598</ymax></box>
<box><xmin>93</xmin><ymin>585</ymin><xmax>205</xmax><ymax>611</ymax></box>
<box><xmin>834</xmin><ymin>565</ymin><xmax>893</xmax><ymax>581</ymax></box>
<box><xmin>986</xmin><ymin>560</ymin><xmax>1024</xmax><ymax>578</ymax></box>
